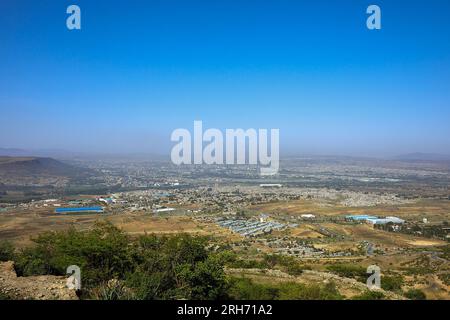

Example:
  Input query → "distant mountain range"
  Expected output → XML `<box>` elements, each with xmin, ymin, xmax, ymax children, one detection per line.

<box><xmin>1</xmin><ymin>148</ymin><xmax>449</xmax><ymax>163</ymax></box>
<box><xmin>0</xmin><ymin>148</ymin><xmax>167</xmax><ymax>161</ymax></box>
<box><xmin>393</xmin><ymin>153</ymin><xmax>450</xmax><ymax>162</ymax></box>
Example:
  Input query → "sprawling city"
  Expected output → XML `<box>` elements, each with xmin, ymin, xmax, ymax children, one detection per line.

<box><xmin>0</xmin><ymin>1</ymin><xmax>449</xmax><ymax>317</ymax></box>
<box><xmin>0</xmin><ymin>154</ymin><xmax>448</xmax><ymax>300</ymax></box>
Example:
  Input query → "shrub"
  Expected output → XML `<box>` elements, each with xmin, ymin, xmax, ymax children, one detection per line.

<box><xmin>326</xmin><ymin>264</ymin><xmax>367</xmax><ymax>282</ymax></box>
<box><xmin>404</xmin><ymin>289</ymin><xmax>426</xmax><ymax>300</ymax></box>
<box><xmin>262</xmin><ymin>254</ymin><xmax>310</xmax><ymax>276</ymax></box>
<box><xmin>0</xmin><ymin>241</ymin><xmax>15</xmax><ymax>261</ymax></box>
<box><xmin>126</xmin><ymin>234</ymin><xmax>228</xmax><ymax>300</ymax></box>
<box><xmin>278</xmin><ymin>281</ymin><xmax>342</xmax><ymax>300</ymax></box>
<box><xmin>352</xmin><ymin>290</ymin><xmax>385</xmax><ymax>300</ymax></box>
<box><xmin>227</xmin><ymin>277</ymin><xmax>343</xmax><ymax>300</ymax></box>
<box><xmin>381</xmin><ymin>275</ymin><xmax>404</xmax><ymax>292</ymax></box>
<box><xmin>227</xmin><ymin>277</ymin><xmax>279</xmax><ymax>300</ymax></box>
<box><xmin>92</xmin><ymin>279</ymin><xmax>133</xmax><ymax>300</ymax></box>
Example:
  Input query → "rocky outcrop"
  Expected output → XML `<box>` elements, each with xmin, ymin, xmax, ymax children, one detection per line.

<box><xmin>0</xmin><ymin>261</ymin><xmax>78</xmax><ymax>300</ymax></box>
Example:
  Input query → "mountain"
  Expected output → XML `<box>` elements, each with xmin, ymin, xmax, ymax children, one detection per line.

<box><xmin>393</xmin><ymin>153</ymin><xmax>450</xmax><ymax>162</ymax></box>
<box><xmin>0</xmin><ymin>156</ymin><xmax>93</xmax><ymax>178</ymax></box>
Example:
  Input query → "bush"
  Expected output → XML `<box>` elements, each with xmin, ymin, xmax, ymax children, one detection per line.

<box><xmin>326</xmin><ymin>264</ymin><xmax>367</xmax><ymax>282</ymax></box>
<box><xmin>0</xmin><ymin>291</ymin><xmax>12</xmax><ymax>300</ymax></box>
<box><xmin>92</xmin><ymin>279</ymin><xmax>133</xmax><ymax>300</ymax></box>
<box><xmin>227</xmin><ymin>277</ymin><xmax>343</xmax><ymax>300</ymax></box>
<box><xmin>278</xmin><ymin>281</ymin><xmax>342</xmax><ymax>300</ymax></box>
<box><xmin>126</xmin><ymin>234</ymin><xmax>228</xmax><ymax>300</ymax></box>
<box><xmin>352</xmin><ymin>290</ymin><xmax>385</xmax><ymax>300</ymax></box>
<box><xmin>227</xmin><ymin>277</ymin><xmax>279</xmax><ymax>300</ymax></box>
<box><xmin>381</xmin><ymin>275</ymin><xmax>404</xmax><ymax>292</ymax></box>
<box><xmin>262</xmin><ymin>254</ymin><xmax>310</xmax><ymax>276</ymax></box>
<box><xmin>0</xmin><ymin>241</ymin><xmax>15</xmax><ymax>261</ymax></box>
<box><xmin>404</xmin><ymin>289</ymin><xmax>426</xmax><ymax>300</ymax></box>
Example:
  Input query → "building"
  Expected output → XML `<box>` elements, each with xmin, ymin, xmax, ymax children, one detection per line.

<box><xmin>259</xmin><ymin>184</ymin><xmax>283</xmax><ymax>188</ymax></box>
<box><xmin>345</xmin><ymin>215</ymin><xmax>378</xmax><ymax>222</ymax></box>
<box><xmin>366</xmin><ymin>216</ymin><xmax>405</xmax><ymax>225</ymax></box>
<box><xmin>55</xmin><ymin>206</ymin><xmax>104</xmax><ymax>214</ymax></box>
<box><xmin>98</xmin><ymin>197</ymin><xmax>116</xmax><ymax>205</ymax></box>
<box><xmin>153</xmin><ymin>207</ymin><xmax>176</xmax><ymax>213</ymax></box>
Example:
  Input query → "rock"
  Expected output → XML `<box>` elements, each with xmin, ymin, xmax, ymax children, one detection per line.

<box><xmin>0</xmin><ymin>261</ymin><xmax>78</xmax><ymax>300</ymax></box>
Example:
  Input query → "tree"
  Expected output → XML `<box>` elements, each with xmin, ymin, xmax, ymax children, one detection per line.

<box><xmin>0</xmin><ymin>241</ymin><xmax>14</xmax><ymax>262</ymax></box>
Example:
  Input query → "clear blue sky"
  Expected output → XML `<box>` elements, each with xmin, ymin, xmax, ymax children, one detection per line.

<box><xmin>1</xmin><ymin>0</ymin><xmax>449</xmax><ymax>156</ymax></box>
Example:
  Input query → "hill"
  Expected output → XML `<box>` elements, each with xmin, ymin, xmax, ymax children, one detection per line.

<box><xmin>0</xmin><ymin>156</ymin><xmax>92</xmax><ymax>178</ymax></box>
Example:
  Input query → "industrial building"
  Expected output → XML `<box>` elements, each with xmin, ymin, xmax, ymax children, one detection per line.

<box><xmin>366</xmin><ymin>216</ymin><xmax>405</xmax><ymax>225</ymax></box>
<box><xmin>153</xmin><ymin>207</ymin><xmax>176</xmax><ymax>213</ymax></box>
<box><xmin>345</xmin><ymin>215</ymin><xmax>378</xmax><ymax>222</ymax></box>
<box><xmin>55</xmin><ymin>206</ymin><xmax>104</xmax><ymax>214</ymax></box>
<box><xmin>345</xmin><ymin>214</ymin><xmax>405</xmax><ymax>226</ymax></box>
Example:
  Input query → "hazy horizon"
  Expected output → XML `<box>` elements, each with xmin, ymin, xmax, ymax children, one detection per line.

<box><xmin>1</xmin><ymin>146</ymin><xmax>450</xmax><ymax>162</ymax></box>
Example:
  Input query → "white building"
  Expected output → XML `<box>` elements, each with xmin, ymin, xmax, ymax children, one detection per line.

<box><xmin>153</xmin><ymin>207</ymin><xmax>176</xmax><ymax>213</ymax></box>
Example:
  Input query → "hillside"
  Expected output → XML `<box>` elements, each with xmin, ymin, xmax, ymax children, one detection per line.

<box><xmin>0</xmin><ymin>157</ymin><xmax>97</xmax><ymax>201</ymax></box>
<box><xmin>0</xmin><ymin>156</ymin><xmax>92</xmax><ymax>179</ymax></box>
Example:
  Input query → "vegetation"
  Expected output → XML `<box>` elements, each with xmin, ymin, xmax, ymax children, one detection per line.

<box><xmin>12</xmin><ymin>222</ymin><xmax>228</xmax><ymax>300</ymax></box>
<box><xmin>224</xmin><ymin>253</ymin><xmax>311</xmax><ymax>277</ymax></box>
<box><xmin>440</xmin><ymin>245</ymin><xmax>450</xmax><ymax>260</ymax></box>
<box><xmin>227</xmin><ymin>277</ymin><xmax>343</xmax><ymax>300</ymax></box>
<box><xmin>0</xmin><ymin>241</ymin><xmax>15</xmax><ymax>262</ymax></box>
<box><xmin>438</xmin><ymin>273</ymin><xmax>450</xmax><ymax>286</ymax></box>
<box><xmin>326</xmin><ymin>264</ymin><xmax>367</xmax><ymax>283</ymax></box>
<box><xmin>381</xmin><ymin>275</ymin><xmax>404</xmax><ymax>293</ymax></box>
<box><xmin>0</xmin><ymin>291</ymin><xmax>11</xmax><ymax>300</ymax></box>
<box><xmin>126</xmin><ymin>234</ymin><xmax>228</xmax><ymax>300</ymax></box>
<box><xmin>263</xmin><ymin>254</ymin><xmax>311</xmax><ymax>276</ymax></box>
<box><xmin>404</xmin><ymin>289</ymin><xmax>426</xmax><ymax>300</ymax></box>
<box><xmin>352</xmin><ymin>290</ymin><xmax>385</xmax><ymax>300</ymax></box>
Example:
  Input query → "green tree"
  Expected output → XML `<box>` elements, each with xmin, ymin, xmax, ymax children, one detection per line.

<box><xmin>0</xmin><ymin>241</ymin><xmax>15</xmax><ymax>261</ymax></box>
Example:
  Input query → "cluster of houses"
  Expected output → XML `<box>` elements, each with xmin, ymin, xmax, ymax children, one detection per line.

<box><xmin>216</xmin><ymin>217</ymin><xmax>286</xmax><ymax>237</ymax></box>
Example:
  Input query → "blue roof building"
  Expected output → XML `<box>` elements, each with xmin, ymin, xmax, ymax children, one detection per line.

<box><xmin>55</xmin><ymin>206</ymin><xmax>104</xmax><ymax>214</ymax></box>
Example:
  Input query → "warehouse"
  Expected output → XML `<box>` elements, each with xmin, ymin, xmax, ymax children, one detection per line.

<box><xmin>366</xmin><ymin>216</ymin><xmax>405</xmax><ymax>225</ymax></box>
<box><xmin>55</xmin><ymin>206</ymin><xmax>104</xmax><ymax>214</ymax></box>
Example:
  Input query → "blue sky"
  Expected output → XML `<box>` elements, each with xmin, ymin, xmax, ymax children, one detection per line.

<box><xmin>0</xmin><ymin>0</ymin><xmax>449</xmax><ymax>156</ymax></box>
